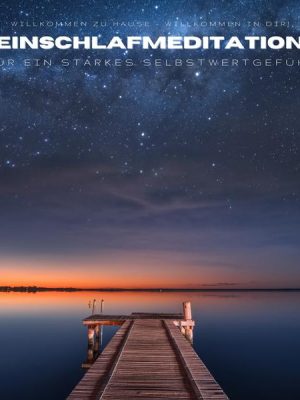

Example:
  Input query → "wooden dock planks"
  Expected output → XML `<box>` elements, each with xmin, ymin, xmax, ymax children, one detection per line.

<box><xmin>83</xmin><ymin>313</ymin><xmax>184</xmax><ymax>326</ymax></box>
<box><xmin>164</xmin><ymin>321</ymin><xmax>228</xmax><ymax>400</ymax></box>
<box><xmin>68</xmin><ymin>319</ymin><xmax>228</xmax><ymax>400</ymax></box>
<box><xmin>100</xmin><ymin>319</ymin><xmax>194</xmax><ymax>400</ymax></box>
<box><xmin>68</xmin><ymin>321</ymin><xmax>132</xmax><ymax>400</ymax></box>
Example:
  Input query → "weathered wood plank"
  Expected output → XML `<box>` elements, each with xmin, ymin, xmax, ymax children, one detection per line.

<box><xmin>67</xmin><ymin>321</ymin><xmax>132</xmax><ymax>400</ymax></box>
<box><xmin>68</xmin><ymin>318</ymin><xmax>229</xmax><ymax>400</ymax></box>
<box><xmin>164</xmin><ymin>320</ymin><xmax>229</xmax><ymax>400</ymax></box>
<box><xmin>100</xmin><ymin>319</ymin><xmax>194</xmax><ymax>400</ymax></box>
<box><xmin>83</xmin><ymin>313</ymin><xmax>184</xmax><ymax>325</ymax></box>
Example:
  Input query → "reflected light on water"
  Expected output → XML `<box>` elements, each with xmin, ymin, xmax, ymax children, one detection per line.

<box><xmin>0</xmin><ymin>291</ymin><xmax>299</xmax><ymax>400</ymax></box>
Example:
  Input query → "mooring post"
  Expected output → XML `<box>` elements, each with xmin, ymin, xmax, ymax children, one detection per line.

<box><xmin>180</xmin><ymin>325</ymin><xmax>186</xmax><ymax>335</ymax></box>
<box><xmin>94</xmin><ymin>325</ymin><xmax>100</xmax><ymax>353</ymax></box>
<box><xmin>87</xmin><ymin>347</ymin><xmax>94</xmax><ymax>363</ymax></box>
<box><xmin>88</xmin><ymin>325</ymin><xmax>95</xmax><ymax>348</ymax></box>
<box><xmin>185</xmin><ymin>326</ymin><xmax>193</xmax><ymax>344</ymax></box>
<box><xmin>183</xmin><ymin>301</ymin><xmax>194</xmax><ymax>344</ymax></box>
<box><xmin>183</xmin><ymin>301</ymin><xmax>192</xmax><ymax>320</ymax></box>
<box><xmin>85</xmin><ymin>325</ymin><xmax>95</xmax><ymax>365</ymax></box>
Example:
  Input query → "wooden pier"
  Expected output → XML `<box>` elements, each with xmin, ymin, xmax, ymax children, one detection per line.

<box><xmin>68</xmin><ymin>302</ymin><xmax>228</xmax><ymax>400</ymax></box>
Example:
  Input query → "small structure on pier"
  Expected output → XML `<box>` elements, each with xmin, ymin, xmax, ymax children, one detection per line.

<box><xmin>68</xmin><ymin>302</ymin><xmax>228</xmax><ymax>400</ymax></box>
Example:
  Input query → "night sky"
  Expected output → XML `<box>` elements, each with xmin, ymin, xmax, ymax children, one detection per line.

<box><xmin>0</xmin><ymin>0</ymin><xmax>300</xmax><ymax>288</ymax></box>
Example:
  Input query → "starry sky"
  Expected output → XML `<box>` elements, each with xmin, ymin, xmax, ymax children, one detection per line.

<box><xmin>0</xmin><ymin>0</ymin><xmax>300</xmax><ymax>288</ymax></box>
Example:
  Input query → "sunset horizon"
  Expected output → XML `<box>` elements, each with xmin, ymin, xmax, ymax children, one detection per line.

<box><xmin>1</xmin><ymin>252</ymin><xmax>300</xmax><ymax>289</ymax></box>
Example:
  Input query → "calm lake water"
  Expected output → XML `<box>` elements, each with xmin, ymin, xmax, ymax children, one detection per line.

<box><xmin>0</xmin><ymin>291</ymin><xmax>299</xmax><ymax>400</ymax></box>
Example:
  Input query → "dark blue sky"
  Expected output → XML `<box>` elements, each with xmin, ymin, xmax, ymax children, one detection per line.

<box><xmin>0</xmin><ymin>0</ymin><xmax>299</xmax><ymax>287</ymax></box>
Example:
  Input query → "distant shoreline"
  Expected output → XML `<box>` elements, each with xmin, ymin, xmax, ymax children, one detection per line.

<box><xmin>1</xmin><ymin>286</ymin><xmax>300</xmax><ymax>293</ymax></box>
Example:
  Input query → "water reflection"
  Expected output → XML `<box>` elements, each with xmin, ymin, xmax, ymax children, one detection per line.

<box><xmin>82</xmin><ymin>324</ymin><xmax>101</xmax><ymax>368</ymax></box>
<box><xmin>0</xmin><ymin>291</ymin><xmax>299</xmax><ymax>400</ymax></box>
<box><xmin>82</xmin><ymin>298</ymin><xmax>106</xmax><ymax>368</ymax></box>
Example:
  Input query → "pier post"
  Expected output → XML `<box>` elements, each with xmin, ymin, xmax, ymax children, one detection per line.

<box><xmin>88</xmin><ymin>325</ymin><xmax>95</xmax><ymax>348</ymax></box>
<box><xmin>183</xmin><ymin>301</ymin><xmax>194</xmax><ymax>344</ymax></box>
<box><xmin>183</xmin><ymin>301</ymin><xmax>192</xmax><ymax>320</ymax></box>
<box><xmin>87</xmin><ymin>347</ymin><xmax>94</xmax><ymax>364</ymax></box>
<box><xmin>185</xmin><ymin>326</ymin><xmax>193</xmax><ymax>343</ymax></box>
<box><xmin>84</xmin><ymin>325</ymin><xmax>96</xmax><ymax>366</ymax></box>
<box><xmin>180</xmin><ymin>325</ymin><xmax>186</xmax><ymax>335</ymax></box>
<box><xmin>94</xmin><ymin>325</ymin><xmax>100</xmax><ymax>353</ymax></box>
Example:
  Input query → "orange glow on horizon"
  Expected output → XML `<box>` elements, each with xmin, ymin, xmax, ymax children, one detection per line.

<box><xmin>0</xmin><ymin>271</ymin><xmax>210</xmax><ymax>289</ymax></box>
<box><xmin>0</xmin><ymin>255</ymin><xmax>227</xmax><ymax>289</ymax></box>
<box><xmin>0</xmin><ymin>255</ymin><xmax>295</xmax><ymax>289</ymax></box>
